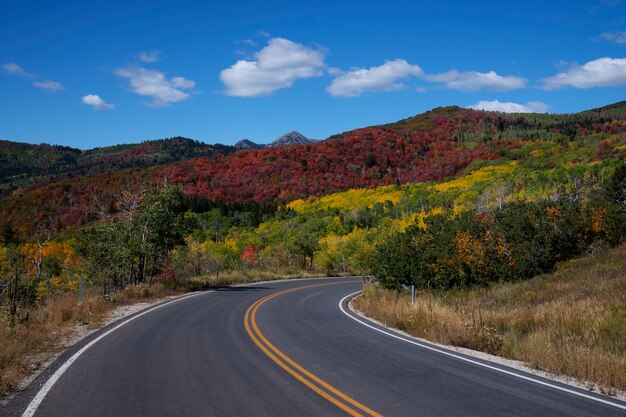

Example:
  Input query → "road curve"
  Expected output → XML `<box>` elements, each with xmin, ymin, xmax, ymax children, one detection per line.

<box><xmin>2</xmin><ymin>276</ymin><xmax>625</xmax><ymax>416</ymax></box>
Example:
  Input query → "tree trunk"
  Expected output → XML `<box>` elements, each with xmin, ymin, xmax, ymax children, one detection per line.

<box><xmin>137</xmin><ymin>256</ymin><xmax>145</xmax><ymax>283</ymax></box>
<box><xmin>8</xmin><ymin>264</ymin><xmax>20</xmax><ymax>330</ymax></box>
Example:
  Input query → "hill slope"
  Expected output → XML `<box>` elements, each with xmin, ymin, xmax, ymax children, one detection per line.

<box><xmin>0</xmin><ymin>137</ymin><xmax>234</xmax><ymax>197</ymax></box>
<box><xmin>2</xmin><ymin>102</ymin><xmax>626</xmax><ymax>236</ymax></box>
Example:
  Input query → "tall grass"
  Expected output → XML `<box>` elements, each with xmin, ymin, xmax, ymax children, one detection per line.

<box><xmin>353</xmin><ymin>244</ymin><xmax>626</xmax><ymax>394</ymax></box>
<box><xmin>177</xmin><ymin>269</ymin><xmax>329</xmax><ymax>291</ymax></box>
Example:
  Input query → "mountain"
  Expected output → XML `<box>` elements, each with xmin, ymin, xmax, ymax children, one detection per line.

<box><xmin>0</xmin><ymin>137</ymin><xmax>235</xmax><ymax>197</ymax></box>
<box><xmin>270</xmin><ymin>131</ymin><xmax>316</xmax><ymax>147</ymax></box>
<box><xmin>234</xmin><ymin>131</ymin><xmax>316</xmax><ymax>149</ymax></box>
<box><xmin>2</xmin><ymin>101</ymin><xmax>626</xmax><ymax>236</ymax></box>
<box><xmin>234</xmin><ymin>139</ymin><xmax>265</xmax><ymax>149</ymax></box>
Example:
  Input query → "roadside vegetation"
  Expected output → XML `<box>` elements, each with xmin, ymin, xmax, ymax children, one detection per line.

<box><xmin>353</xmin><ymin>243</ymin><xmax>626</xmax><ymax>394</ymax></box>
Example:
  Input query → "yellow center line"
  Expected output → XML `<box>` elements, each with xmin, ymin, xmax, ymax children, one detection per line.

<box><xmin>244</xmin><ymin>281</ymin><xmax>384</xmax><ymax>417</ymax></box>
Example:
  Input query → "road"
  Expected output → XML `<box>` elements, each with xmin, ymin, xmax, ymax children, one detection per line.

<box><xmin>3</xmin><ymin>277</ymin><xmax>625</xmax><ymax>416</ymax></box>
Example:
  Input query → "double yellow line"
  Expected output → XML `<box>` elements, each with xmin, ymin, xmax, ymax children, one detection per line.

<box><xmin>244</xmin><ymin>282</ymin><xmax>383</xmax><ymax>417</ymax></box>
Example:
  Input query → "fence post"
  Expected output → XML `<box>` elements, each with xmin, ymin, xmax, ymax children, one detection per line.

<box><xmin>79</xmin><ymin>275</ymin><xmax>83</xmax><ymax>306</ymax></box>
<box><xmin>79</xmin><ymin>275</ymin><xmax>84</xmax><ymax>323</ymax></box>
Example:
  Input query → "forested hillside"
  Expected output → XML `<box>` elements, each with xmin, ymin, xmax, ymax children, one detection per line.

<box><xmin>0</xmin><ymin>137</ymin><xmax>234</xmax><ymax>198</ymax></box>
<box><xmin>1</xmin><ymin>100</ymin><xmax>625</xmax><ymax>289</ymax></box>
<box><xmin>4</xmin><ymin>102</ymin><xmax>626</xmax><ymax>237</ymax></box>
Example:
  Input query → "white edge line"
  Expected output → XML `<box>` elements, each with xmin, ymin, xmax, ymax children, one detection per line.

<box><xmin>339</xmin><ymin>290</ymin><xmax>626</xmax><ymax>411</ymax></box>
<box><xmin>21</xmin><ymin>291</ymin><xmax>211</xmax><ymax>417</ymax></box>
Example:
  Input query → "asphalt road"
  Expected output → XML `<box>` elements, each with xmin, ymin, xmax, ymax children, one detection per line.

<box><xmin>3</xmin><ymin>277</ymin><xmax>625</xmax><ymax>416</ymax></box>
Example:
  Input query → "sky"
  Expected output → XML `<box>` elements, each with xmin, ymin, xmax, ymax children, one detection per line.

<box><xmin>1</xmin><ymin>0</ymin><xmax>626</xmax><ymax>149</ymax></box>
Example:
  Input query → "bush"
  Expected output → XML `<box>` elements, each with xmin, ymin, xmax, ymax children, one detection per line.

<box><xmin>372</xmin><ymin>198</ymin><xmax>626</xmax><ymax>291</ymax></box>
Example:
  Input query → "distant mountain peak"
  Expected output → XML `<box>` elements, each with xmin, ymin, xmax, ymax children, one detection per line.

<box><xmin>270</xmin><ymin>131</ymin><xmax>315</xmax><ymax>147</ymax></box>
<box><xmin>235</xmin><ymin>139</ymin><xmax>265</xmax><ymax>149</ymax></box>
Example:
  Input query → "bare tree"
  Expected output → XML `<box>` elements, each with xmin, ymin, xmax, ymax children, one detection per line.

<box><xmin>26</xmin><ymin>223</ymin><xmax>55</xmax><ymax>281</ymax></box>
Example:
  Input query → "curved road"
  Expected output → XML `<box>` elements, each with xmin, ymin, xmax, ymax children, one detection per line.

<box><xmin>3</xmin><ymin>277</ymin><xmax>625</xmax><ymax>416</ymax></box>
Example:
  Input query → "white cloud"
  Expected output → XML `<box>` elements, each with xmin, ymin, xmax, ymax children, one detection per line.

<box><xmin>33</xmin><ymin>80</ymin><xmax>65</xmax><ymax>91</ymax></box>
<box><xmin>599</xmin><ymin>31</ymin><xmax>626</xmax><ymax>44</ymax></box>
<box><xmin>4</xmin><ymin>63</ymin><xmax>64</xmax><ymax>91</ymax></box>
<box><xmin>542</xmin><ymin>57</ymin><xmax>626</xmax><ymax>89</ymax></box>
<box><xmin>171</xmin><ymin>76</ymin><xmax>194</xmax><ymax>89</ymax></box>
<box><xmin>468</xmin><ymin>100</ymin><xmax>549</xmax><ymax>113</ymax></box>
<box><xmin>3</xmin><ymin>62</ymin><xmax>33</xmax><ymax>77</ymax></box>
<box><xmin>138</xmin><ymin>50</ymin><xmax>161</xmax><ymax>63</ymax></box>
<box><xmin>425</xmin><ymin>70</ymin><xmax>527</xmax><ymax>92</ymax></box>
<box><xmin>325</xmin><ymin>61</ymin><xmax>525</xmax><ymax>96</ymax></box>
<box><xmin>326</xmin><ymin>67</ymin><xmax>343</xmax><ymax>76</ymax></box>
<box><xmin>327</xmin><ymin>59</ymin><xmax>423</xmax><ymax>97</ymax></box>
<box><xmin>219</xmin><ymin>37</ymin><xmax>326</xmax><ymax>97</ymax></box>
<box><xmin>82</xmin><ymin>94</ymin><xmax>115</xmax><ymax>110</ymax></box>
<box><xmin>237</xmin><ymin>39</ymin><xmax>257</xmax><ymax>47</ymax></box>
<box><xmin>114</xmin><ymin>66</ymin><xmax>195</xmax><ymax>106</ymax></box>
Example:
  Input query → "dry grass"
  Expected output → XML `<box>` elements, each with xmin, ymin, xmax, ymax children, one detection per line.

<box><xmin>0</xmin><ymin>283</ymin><xmax>179</xmax><ymax>399</ymax></box>
<box><xmin>179</xmin><ymin>269</ymin><xmax>330</xmax><ymax>291</ymax></box>
<box><xmin>353</xmin><ymin>244</ymin><xmax>626</xmax><ymax>394</ymax></box>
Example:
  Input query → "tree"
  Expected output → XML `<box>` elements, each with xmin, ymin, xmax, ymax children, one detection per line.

<box><xmin>78</xmin><ymin>221</ymin><xmax>133</xmax><ymax>291</ymax></box>
<box><xmin>202</xmin><ymin>240</ymin><xmax>237</xmax><ymax>279</ymax></box>
<box><xmin>22</xmin><ymin>223</ymin><xmax>55</xmax><ymax>283</ymax></box>
<box><xmin>370</xmin><ymin>225</ymin><xmax>432</xmax><ymax>290</ymax></box>
<box><xmin>1</xmin><ymin>224</ymin><xmax>27</xmax><ymax>330</ymax></box>
<box><xmin>285</xmin><ymin>216</ymin><xmax>330</xmax><ymax>270</ymax></box>
<box><xmin>132</xmin><ymin>185</ymin><xmax>186</xmax><ymax>282</ymax></box>
<box><xmin>605</xmin><ymin>163</ymin><xmax>626</xmax><ymax>207</ymax></box>
<box><xmin>240</xmin><ymin>244</ymin><xmax>259</xmax><ymax>267</ymax></box>
<box><xmin>345</xmin><ymin>228</ymin><xmax>375</xmax><ymax>278</ymax></box>
<box><xmin>78</xmin><ymin>185</ymin><xmax>187</xmax><ymax>291</ymax></box>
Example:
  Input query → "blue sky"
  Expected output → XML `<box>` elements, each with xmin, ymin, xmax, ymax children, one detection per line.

<box><xmin>1</xmin><ymin>0</ymin><xmax>626</xmax><ymax>149</ymax></box>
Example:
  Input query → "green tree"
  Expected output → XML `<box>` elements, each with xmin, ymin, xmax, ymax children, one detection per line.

<box><xmin>78</xmin><ymin>185</ymin><xmax>187</xmax><ymax>291</ymax></box>
<box><xmin>132</xmin><ymin>185</ymin><xmax>186</xmax><ymax>282</ymax></box>
<box><xmin>1</xmin><ymin>224</ymin><xmax>27</xmax><ymax>330</ymax></box>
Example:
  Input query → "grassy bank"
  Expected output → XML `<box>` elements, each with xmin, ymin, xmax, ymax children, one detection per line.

<box><xmin>0</xmin><ymin>269</ymin><xmax>326</xmax><ymax>400</ymax></box>
<box><xmin>178</xmin><ymin>269</ymin><xmax>329</xmax><ymax>291</ymax></box>
<box><xmin>353</xmin><ymin>244</ymin><xmax>626</xmax><ymax>394</ymax></box>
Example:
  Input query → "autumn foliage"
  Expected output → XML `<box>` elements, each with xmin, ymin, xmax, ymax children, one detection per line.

<box><xmin>4</xmin><ymin>104</ymin><xmax>626</xmax><ymax>237</ymax></box>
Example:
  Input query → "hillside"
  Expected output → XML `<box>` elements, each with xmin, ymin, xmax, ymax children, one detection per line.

<box><xmin>2</xmin><ymin>102</ymin><xmax>626</xmax><ymax>237</ymax></box>
<box><xmin>0</xmin><ymin>137</ymin><xmax>234</xmax><ymax>197</ymax></box>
